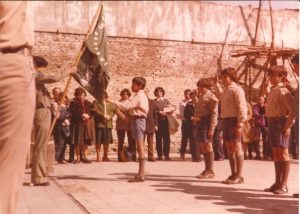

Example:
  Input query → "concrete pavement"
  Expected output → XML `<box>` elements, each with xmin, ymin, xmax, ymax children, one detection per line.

<box><xmin>18</xmin><ymin>154</ymin><xmax>299</xmax><ymax>214</ymax></box>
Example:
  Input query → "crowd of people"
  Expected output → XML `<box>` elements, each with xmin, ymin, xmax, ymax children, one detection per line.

<box><xmin>0</xmin><ymin>2</ymin><xmax>298</xmax><ymax>213</ymax></box>
<box><xmin>42</xmin><ymin>55</ymin><xmax>299</xmax><ymax>195</ymax></box>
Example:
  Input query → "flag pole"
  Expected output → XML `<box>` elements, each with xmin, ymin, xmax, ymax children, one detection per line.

<box><xmin>47</xmin><ymin>3</ymin><xmax>104</xmax><ymax>141</ymax></box>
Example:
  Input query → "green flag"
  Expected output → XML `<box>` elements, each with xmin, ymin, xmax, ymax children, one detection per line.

<box><xmin>73</xmin><ymin>4</ymin><xmax>109</xmax><ymax>100</ymax></box>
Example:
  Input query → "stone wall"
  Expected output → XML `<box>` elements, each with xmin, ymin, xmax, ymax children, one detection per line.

<box><xmin>34</xmin><ymin>32</ymin><xmax>247</xmax><ymax>151</ymax></box>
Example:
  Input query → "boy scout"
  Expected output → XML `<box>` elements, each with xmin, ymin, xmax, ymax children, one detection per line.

<box><xmin>264</xmin><ymin>65</ymin><xmax>296</xmax><ymax>194</ymax></box>
<box><xmin>192</xmin><ymin>78</ymin><xmax>218</xmax><ymax>179</ymax></box>
<box><xmin>214</xmin><ymin>67</ymin><xmax>247</xmax><ymax>184</ymax></box>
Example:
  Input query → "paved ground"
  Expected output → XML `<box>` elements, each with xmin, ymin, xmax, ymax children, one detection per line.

<box><xmin>18</xmin><ymin>154</ymin><xmax>299</xmax><ymax>214</ymax></box>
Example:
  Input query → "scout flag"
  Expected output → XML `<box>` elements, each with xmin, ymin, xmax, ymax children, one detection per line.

<box><xmin>73</xmin><ymin>3</ymin><xmax>110</xmax><ymax>100</ymax></box>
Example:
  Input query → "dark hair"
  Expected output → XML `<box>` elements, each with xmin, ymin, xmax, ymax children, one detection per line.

<box><xmin>59</xmin><ymin>92</ymin><xmax>69</xmax><ymax>105</ymax></box>
<box><xmin>132</xmin><ymin>77</ymin><xmax>146</xmax><ymax>89</ymax></box>
<box><xmin>268</xmin><ymin>65</ymin><xmax>287</xmax><ymax>77</ymax></box>
<box><xmin>154</xmin><ymin>87</ymin><xmax>165</xmax><ymax>97</ymax></box>
<box><xmin>33</xmin><ymin>56</ymin><xmax>48</xmax><ymax>68</ymax></box>
<box><xmin>74</xmin><ymin>87</ymin><xmax>87</xmax><ymax>97</ymax></box>
<box><xmin>120</xmin><ymin>88</ymin><xmax>131</xmax><ymax>97</ymax></box>
<box><xmin>221</xmin><ymin>67</ymin><xmax>237</xmax><ymax>82</ymax></box>
<box><xmin>197</xmin><ymin>78</ymin><xmax>211</xmax><ymax>88</ymax></box>
<box><xmin>184</xmin><ymin>89</ymin><xmax>191</xmax><ymax>95</ymax></box>
<box><xmin>291</xmin><ymin>53</ymin><xmax>299</xmax><ymax>65</ymax></box>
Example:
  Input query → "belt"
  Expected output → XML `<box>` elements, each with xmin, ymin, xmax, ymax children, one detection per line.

<box><xmin>36</xmin><ymin>106</ymin><xmax>50</xmax><ymax>110</ymax></box>
<box><xmin>132</xmin><ymin>115</ymin><xmax>146</xmax><ymax>119</ymax></box>
<box><xmin>0</xmin><ymin>46</ymin><xmax>31</xmax><ymax>56</ymax></box>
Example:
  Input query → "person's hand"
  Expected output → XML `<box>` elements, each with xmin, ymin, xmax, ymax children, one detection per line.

<box><xmin>104</xmin><ymin>115</ymin><xmax>111</xmax><ymax>120</ymax></box>
<box><xmin>82</xmin><ymin>113</ymin><xmax>90</xmax><ymax>120</ymax></box>
<box><xmin>282</xmin><ymin>128</ymin><xmax>291</xmax><ymax>138</ymax></box>
<box><xmin>159</xmin><ymin>111</ymin><xmax>166</xmax><ymax>116</ymax></box>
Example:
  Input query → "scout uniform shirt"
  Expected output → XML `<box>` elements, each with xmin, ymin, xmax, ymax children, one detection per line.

<box><xmin>266</xmin><ymin>83</ymin><xmax>296</xmax><ymax>129</ymax></box>
<box><xmin>214</xmin><ymin>82</ymin><xmax>247</xmax><ymax>127</ymax></box>
<box><xmin>194</xmin><ymin>90</ymin><xmax>218</xmax><ymax>133</ymax></box>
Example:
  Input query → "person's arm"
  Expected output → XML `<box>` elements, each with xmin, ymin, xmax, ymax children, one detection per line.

<box><xmin>281</xmin><ymin>90</ymin><xmax>296</xmax><ymax>134</ymax></box>
<box><xmin>35</xmin><ymin>72</ymin><xmax>61</xmax><ymax>84</ymax></box>
<box><xmin>208</xmin><ymin>97</ymin><xmax>219</xmax><ymax>135</ymax></box>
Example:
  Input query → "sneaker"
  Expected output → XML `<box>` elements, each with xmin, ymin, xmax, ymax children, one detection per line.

<box><xmin>226</xmin><ymin>176</ymin><xmax>244</xmax><ymax>184</ymax></box>
<box><xmin>196</xmin><ymin>170</ymin><xmax>215</xmax><ymax>179</ymax></box>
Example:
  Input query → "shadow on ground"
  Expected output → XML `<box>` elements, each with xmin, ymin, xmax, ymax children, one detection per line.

<box><xmin>111</xmin><ymin>172</ymin><xmax>299</xmax><ymax>214</ymax></box>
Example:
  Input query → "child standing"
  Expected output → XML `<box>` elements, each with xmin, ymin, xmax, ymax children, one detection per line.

<box><xmin>264</xmin><ymin>65</ymin><xmax>296</xmax><ymax>194</ymax></box>
<box><xmin>114</xmin><ymin>77</ymin><xmax>149</xmax><ymax>182</ymax></box>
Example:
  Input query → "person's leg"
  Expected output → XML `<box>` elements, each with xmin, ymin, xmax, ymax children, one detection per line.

<box><xmin>54</xmin><ymin>131</ymin><xmax>64</xmax><ymax>162</ymax></box>
<box><xmin>0</xmin><ymin>54</ymin><xmax>35</xmax><ymax>214</ymax></box>
<box><xmin>274</xmin><ymin>148</ymin><xmax>290</xmax><ymax>194</ymax></box>
<box><xmin>31</xmin><ymin>109</ymin><xmax>51</xmax><ymax>184</ymax></box>
<box><xmin>163</xmin><ymin>120</ymin><xmax>171</xmax><ymax>160</ymax></box>
<box><xmin>103</xmin><ymin>144</ymin><xmax>109</xmax><ymax>161</ymax></box>
<box><xmin>82</xmin><ymin>144</ymin><xmax>91</xmax><ymax>163</ymax></box>
<box><xmin>156</xmin><ymin>120</ymin><xmax>163</xmax><ymax>160</ymax></box>
<box><xmin>96</xmin><ymin>144</ymin><xmax>101</xmax><ymax>162</ymax></box>
<box><xmin>128</xmin><ymin>130</ymin><xmax>136</xmax><ymax>161</ymax></box>
<box><xmin>147</xmin><ymin>133</ymin><xmax>155</xmax><ymax>161</ymax></box>
<box><xmin>128</xmin><ymin>118</ymin><xmax>146</xmax><ymax>182</ymax></box>
<box><xmin>265</xmin><ymin>147</ymin><xmax>281</xmax><ymax>192</ymax></box>
<box><xmin>196</xmin><ymin>142</ymin><xmax>215</xmax><ymax>179</ymax></box>
<box><xmin>180</xmin><ymin>121</ymin><xmax>189</xmax><ymax>159</ymax></box>
<box><xmin>117</xmin><ymin>130</ymin><xmax>125</xmax><ymax>161</ymax></box>
<box><xmin>75</xmin><ymin>144</ymin><xmax>81</xmax><ymax>162</ymax></box>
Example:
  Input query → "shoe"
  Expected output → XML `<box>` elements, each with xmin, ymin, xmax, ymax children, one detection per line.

<box><xmin>293</xmin><ymin>193</ymin><xmax>299</xmax><ymax>198</ymax></box>
<box><xmin>148</xmin><ymin>157</ymin><xmax>156</xmax><ymax>162</ymax></box>
<box><xmin>164</xmin><ymin>156</ymin><xmax>171</xmax><ymax>161</ymax></box>
<box><xmin>157</xmin><ymin>156</ymin><xmax>162</xmax><ymax>161</ymax></box>
<box><xmin>128</xmin><ymin>175</ymin><xmax>145</xmax><ymax>182</ymax></box>
<box><xmin>58</xmin><ymin>160</ymin><xmax>68</xmax><ymax>164</ymax></box>
<box><xmin>226</xmin><ymin>176</ymin><xmax>244</xmax><ymax>184</ymax></box>
<box><xmin>102</xmin><ymin>157</ymin><xmax>110</xmax><ymax>162</ymax></box>
<box><xmin>264</xmin><ymin>183</ymin><xmax>278</xmax><ymax>192</ymax></box>
<box><xmin>192</xmin><ymin>159</ymin><xmax>200</xmax><ymax>162</ymax></box>
<box><xmin>222</xmin><ymin>175</ymin><xmax>235</xmax><ymax>184</ymax></box>
<box><xmin>72</xmin><ymin>160</ymin><xmax>81</xmax><ymax>164</ymax></box>
<box><xmin>196</xmin><ymin>170</ymin><xmax>215</xmax><ymax>179</ymax></box>
<box><xmin>274</xmin><ymin>185</ymin><xmax>288</xmax><ymax>194</ymax></box>
<box><xmin>68</xmin><ymin>159</ymin><xmax>74</xmax><ymax>163</ymax></box>
<box><xmin>34</xmin><ymin>182</ymin><xmax>50</xmax><ymax>186</ymax></box>
<box><xmin>82</xmin><ymin>159</ymin><xmax>92</xmax><ymax>163</ymax></box>
<box><xmin>180</xmin><ymin>154</ymin><xmax>185</xmax><ymax>160</ymax></box>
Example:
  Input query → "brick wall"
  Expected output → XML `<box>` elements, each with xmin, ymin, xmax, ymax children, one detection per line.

<box><xmin>34</xmin><ymin>32</ymin><xmax>247</xmax><ymax>152</ymax></box>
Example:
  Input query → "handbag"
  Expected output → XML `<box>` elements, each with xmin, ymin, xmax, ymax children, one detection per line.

<box><xmin>84</xmin><ymin>119</ymin><xmax>95</xmax><ymax>143</ymax></box>
<box><xmin>166</xmin><ymin>114</ymin><xmax>179</xmax><ymax>135</ymax></box>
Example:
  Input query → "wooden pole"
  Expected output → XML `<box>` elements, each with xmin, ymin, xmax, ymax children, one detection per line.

<box><xmin>253</xmin><ymin>0</ymin><xmax>262</xmax><ymax>46</ymax></box>
<box><xmin>47</xmin><ymin>3</ymin><xmax>103</xmax><ymax>140</ymax></box>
